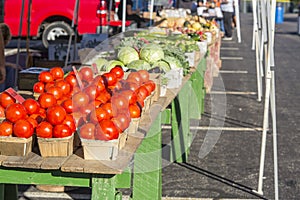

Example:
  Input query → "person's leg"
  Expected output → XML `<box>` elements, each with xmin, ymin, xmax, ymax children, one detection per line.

<box><xmin>223</xmin><ymin>11</ymin><xmax>233</xmax><ymax>38</ymax></box>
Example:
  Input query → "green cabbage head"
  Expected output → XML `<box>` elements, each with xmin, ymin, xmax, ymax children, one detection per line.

<box><xmin>117</xmin><ymin>47</ymin><xmax>139</xmax><ymax>65</ymax></box>
<box><xmin>140</xmin><ymin>44</ymin><xmax>164</xmax><ymax>64</ymax></box>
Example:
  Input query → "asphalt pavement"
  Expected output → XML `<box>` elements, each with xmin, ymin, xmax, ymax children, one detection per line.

<box><xmin>16</xmin><ymin>13</ymin><xmax>300</xmax><ymax>200</ymax></box>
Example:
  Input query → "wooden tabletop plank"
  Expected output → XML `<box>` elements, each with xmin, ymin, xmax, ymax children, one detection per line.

<box><xmin>2</xmin><ymin>155</ymin><xmax>28</xmax><ymax>168</ymax></box>
<box><xmin>40</xmin><ymin>156</ymin><xmax>70</xmax><ymax>170</ymax></box>
<box><xmin>19</xmin><ymin>152</ymin><xmax>43</xmax><ymax>169</ymax></box>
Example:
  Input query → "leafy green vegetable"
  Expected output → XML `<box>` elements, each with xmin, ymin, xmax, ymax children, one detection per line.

<box><xmin>93</xmin><ymin>58</ymin><xmax>108</xmax><ymax>71</ymax></box>
<box><xmin>139</xmin><ymin>43</ymin><xmax>164</xmax><ymax>64</ymax></box>
<box><xmin>117</xmin><ymin>47</ymin><xmax>139</xmax><ymax>65</ymax></box>
<box><xmin>152</xmin><ymin>60</ymin><xmax>171</xmax><ymax>73</ymax></box>
<box><xmin>127</xmin><ymin>60</ymin><xmax>151</xmax><ymax>70</ymax></box>
<box><xmin>104</xmin><ymin>60</ymin><xmax>125</xmax><ymax>72</ymax></box>
<box><xmin>163</xmin><ymin>56</ymin><xmax>182</xmax><ymax>69</ymax></box>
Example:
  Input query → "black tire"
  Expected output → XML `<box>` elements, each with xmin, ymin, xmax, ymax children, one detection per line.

<box><xmin>42</xmin><ymin>21</ymin><xmax>74</xmax><ymax>48</ymax></box>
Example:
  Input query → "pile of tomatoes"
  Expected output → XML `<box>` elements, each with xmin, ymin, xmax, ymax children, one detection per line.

<box><xmin>0</xmin><ymin>65</ymin><xmax>156</xmax><ymax>141</ymax></box>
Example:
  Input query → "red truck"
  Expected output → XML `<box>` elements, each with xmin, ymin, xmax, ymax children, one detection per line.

<box><xmin>3</xmin><ymin>0</ymin><xmax>105</xmax><ymax>47</ymax></box>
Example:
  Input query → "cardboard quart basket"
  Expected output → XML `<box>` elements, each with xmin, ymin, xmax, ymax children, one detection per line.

<box><xmin>37</xmin><ymin>134</ymin><xmax>74</xmax><ymax>157</ymax></box>
<box><xmin>81</xmin><ymin>132</ymin><xmax>127</xmax><ymax>161</ymax></box>
<box><xmin>0</xmin><ymin>136</ymin><xmax>33</xmax><ymax>156</ymax></box>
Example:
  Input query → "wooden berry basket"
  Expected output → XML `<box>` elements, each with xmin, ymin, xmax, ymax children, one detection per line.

<box><xmin>81</xmin><ymin>126</ymin><xmax>130</xmax><ymax>161</ymax></box>
<box><xmin>37</xmin><ymin>134</ymin><xmax>74</xmax><ymax>157</ymax></box>
<box><xmin>0</xmin><ymin>136</ymin><xmax>33</xmax><ymax>156</ymax></box>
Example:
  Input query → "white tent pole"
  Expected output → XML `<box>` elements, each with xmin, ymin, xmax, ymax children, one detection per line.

<box><xmin>252</xmin><ymin>0</ymin><xmax>262</xmax><ymax>101</ymax></box>
<box><xmin>256</xmin><ymin>0</ymin><xmax>270</xmax><ymax>195</ymax></box>
<box><xmin>14</xmin><ymin>0</ymin><xmax>26</xmax><ymax>89</ymax></box>
<box><xmin>122</xmin><ymin>0</ymin><xmax>127</xmax><ymax>32</ymax></box>
<box><xmin>234</xmin><ymin>0</ymin><xmax>241</xmax><ymax>43</ymax></box>
<box><xmin>252</xmin><ymin>0</ymin><xmax>257</xmax><ymax>50</ymax></box>
<box><xmin>269</xmin><ymin>0</ymin><xmax>279</xmax><ymax>199</ymax></box>
<box><xmin>149</xmin><ymin>0</ymin><xmax>154</xmax><ymax>25</ymax></box>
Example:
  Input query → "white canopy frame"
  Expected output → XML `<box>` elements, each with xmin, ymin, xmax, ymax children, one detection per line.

<box><xmin>252</xmin><ymin>0</ymin><xmax>278</xmax><ymax>199</ymax></box>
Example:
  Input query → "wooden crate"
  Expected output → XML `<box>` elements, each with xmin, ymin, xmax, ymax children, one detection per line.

<box><xmin>37</xmin><ymin>135</ymin><xmax>74</xmax><ymax>157</ymax></box>
<box><xmin>0</xmin><ymin>136</ymin><xmax>32</xmax><ymax>156</ymax></box>
<box><xmin>126</xmin><ymin>118</ymin><xmax>140</xmax><ymax>134</ymax></box>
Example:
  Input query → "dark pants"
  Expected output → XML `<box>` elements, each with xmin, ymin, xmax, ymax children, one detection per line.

<box><xmin>222</xmin><ymin>11</ymin><xmax>233</xmax><ymax>37</ymax></box>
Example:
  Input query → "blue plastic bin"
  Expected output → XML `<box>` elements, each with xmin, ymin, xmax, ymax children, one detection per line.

<box><xmin>275</xmin><ymin>3</ymin><xmax>284</xmax><ymax>24</ymax></box>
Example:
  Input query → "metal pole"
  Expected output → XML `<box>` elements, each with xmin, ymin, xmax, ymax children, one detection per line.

<box><xmin>252</xmin><ymin>0</ymin><xmax>256</xmax><ymax>50</ymax></box>
<box><xmin>269</xmin><ymin>0</ymin><xmax>279</xmax><ymax>199</ymax></box>
<box><xmin>14</xmin><ymin>0</ymin><xmax>26</xmax><ymax>89</ymax></box>
<box><xmin>235</xmin><ymin>0</ymin><xmax>241</xmax><ymax>43</ymax></box>
<box><xmin>65</xmin><ymin>0</ymin><xmax>79</xmax><ymax>67</ymax></box>
<box><xmin>149</xmin><ymin>0</ymin><xmax>154</xmax><ymax>26</ymax></box>
<box><xmin>122</xmin><ymin>0</ymin><xmax>127</xmax><ymax>32</ymax></box>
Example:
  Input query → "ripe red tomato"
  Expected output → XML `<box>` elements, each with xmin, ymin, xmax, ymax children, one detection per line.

<box><xmin>84</xmin><ymin>84</ymin><xmax>100</xmax><ymax>101</ymax></box>
<box><xmin>72</xmin><ymin>111</ymin><xmax>87</xmax><ymax>128</ymax></box>
<box><xmin>93</xmin><ymin>75</ymin><xmax>106</xmax><ymax>91</ymax></box>
<box><xmin>112</xmin><ymin>113</ymin><xmax>131</xmax><ymax>132</ymax></box>
<box><xmin>110</xmin><ymin>66</ymin><xmax>124</xmax><ymax>79</ymax></box>
<box><xmin>38</xmin><ymin>93</ymin><xmax>57</xmax><ymax>109</ymax></box>
<box><xmin>124</xmin><ymin>81</ymin><xmax>139</xmax><ymax>91</ymax></box>
<box><xmin>62</xmin><ymin>114</ymin><xmax>76</xmax><ymax>133</ymax></box>
<box><xmin>102</xmin><ymin>72</ymin><xmax>117</xmax><ymax>86</ymax></box>
<box><xmin>22</xmin><ymin>98</ymin><xmax>40</xmax><ymax>115</ymax></box>
<box><xmin>120</xmin><ymin>90</ymin><xmax>137</xmax><ymax>105</ymax></box>
<box><xmin>80</xmin><ymin>103</ymin><xmax>95</xmax><ymax>116</ymax></box>
<box><xmin>136</xmin><ymin>85</ymin><xmax>150</xmax><ymax>101</ymax></box>
<box><xmin>72</xmin><ymin>91</ymin><xmax>90</xmax><ymax>110</ymax></box>
<box><xmin>129</xmin><ymin>103</ymin><xmax>141</xmax><ymax>118</ymax></box>
<box><xmin>5</xmin><ymin>103</ymin><xmax>28</xmax><ymax>123</ymax></box>
<box><xmin>0</xmin><ymin>121</ymin><xmax>13</xmax><ymax>136</ymax></box>
<box><xmin>26</xmin><ymin>117</ymin><xmax>38</xmax><ymax>129</ymax></box>
<box><xmin>55</xmin><ymin>80</ymin><xmax>71</xmax><ymax>95</ymax></box>
<box><xmin>0</xmin><ymin>92</ymin><xmax>16</xmax><ymax>108</ymax></box>
<box><xmin>53</xmin><ymin>124</ymin><xmax>72</xmax><ymax>138</ymax></box>
<box><xmin>64</xmin><ymin>73</ymin><xmax>78</xmax><ymax>88</ymax></box>
<box><xmin>101</xmin><ymin>102</ymin><xmax>113</xmax><ymax>118</ymax></box>
<box><xmin>36</xmin><ymin>121</ymin><xmax>53</xmax><ymax>138</ymax></box>
<box><xmin>50</xmin><ymin>67</ymin><xmax>64</xmax><ymax>80</ymax></box>
<box><xmin>13</xmin><ymin>119</ymin><xmax>34</xmax><ymax>138</ymax></box>
<box><xmin>46</xmin><ymin>105</ymin><xmax>67</xmax><ymax>125</ymax></box>
<box><xmin>89</xmin><ymin>106</ymin><xmax>109</xmax><ymax>124</ymax></box>
<box><xmin>138</xmin><ymin>70</ymin><xmax>150</xmax><ymax>83</ymax></box>
<box><xmin>79</xmin><ymin>123</ymin><xmax>95</xmax><ymax>139</ymax></box>
<box><xmin>79</xmin><ymin>66</ymin><xmax>94</xmax><ymax>82</ymax></box>
<box><xmin>95</xmin><ymin>89</ymin><xmax>111</xmax><ymax>104</ymax></box>
<box><xmin>127</xmin><ymin>72</ymin><xmax>142</xmax><ymax>86</ymax></box>
<box><xmin>38</xmin><ymin>107</ymin><xmax>47</xmax><ymax>120</ymax></box>
<box><xmin>33</xmin><ymin>82</ymin><xmax>45</xmax><ymax>93</ymax></box>
<box><xmin>0</xmin><ymin>105</ymin><xmax>5</xmax><ymax>118</ymax></box>
<box><xmin>143</xmin><ymin>80</ymin><xmax>156</xmax><ymax>93</ymax></box>
<box><xmin>94</xmin><ymin>120</ymin><xmax>119</xmax><ymax>141</ymax></box>
<box><xmin>38</xmin><ymin>71</ymin><xmax>54</xmax><ymax>83</ymax></box>
<box><xmin>61</xmin><ymin>99</ymin><xmax>73</xmax><ymax>114</ymax></box>
<box><xmin>46</xmin><ymin>86</ymin><xmax>63</xmax><ymax>100</ymax></box>
<box><xmin>111</xmin><ymin>94</ymin><xmax>129</xmax><ymax>113</ymax></box>
<box><xmin>44</xmin><ymin>81</ymin><xmax>55</xmax><ymax>91</ymax></box>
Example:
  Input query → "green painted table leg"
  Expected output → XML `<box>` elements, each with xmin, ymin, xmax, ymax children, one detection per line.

<box><xmin>91</xmin><ymin>175</ymin><xmax>117</xmax><ymax>200</ymax></box>
<box><xmin>132</xmin><ymin>113</ymin><xmax>162</xmax><ymax>200</ymax></box>
<box><xmin>171</xmin><ymin>82</ymin><xmax>191</xmax><ymax>163</ymax></box>
<box><xmin>0</xmin><ymin>184</ymin><xmax>17</xmax><ymax>200</ymax></box>
<box><xmin>0</xmin><ymin>184</ymin><xmax>4</xmax><ymax>200</ymax></box>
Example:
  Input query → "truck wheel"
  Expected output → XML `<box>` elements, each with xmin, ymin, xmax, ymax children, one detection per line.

<box><xmin>42</xmin><ymin>21</ymin><xmax>74</xmax><ymax>48</ymax></box>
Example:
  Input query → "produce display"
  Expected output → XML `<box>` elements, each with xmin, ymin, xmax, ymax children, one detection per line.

<box><xmin>0</xmin><ymin>65</ymin><xmax>156</xmax><ymax>158</ymax></box>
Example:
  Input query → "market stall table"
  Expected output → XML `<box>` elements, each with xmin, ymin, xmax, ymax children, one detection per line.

<box><xmin>0</xmin><ymin>73</ymin><xmax>194</xmax><ymax>200</ymax></box>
